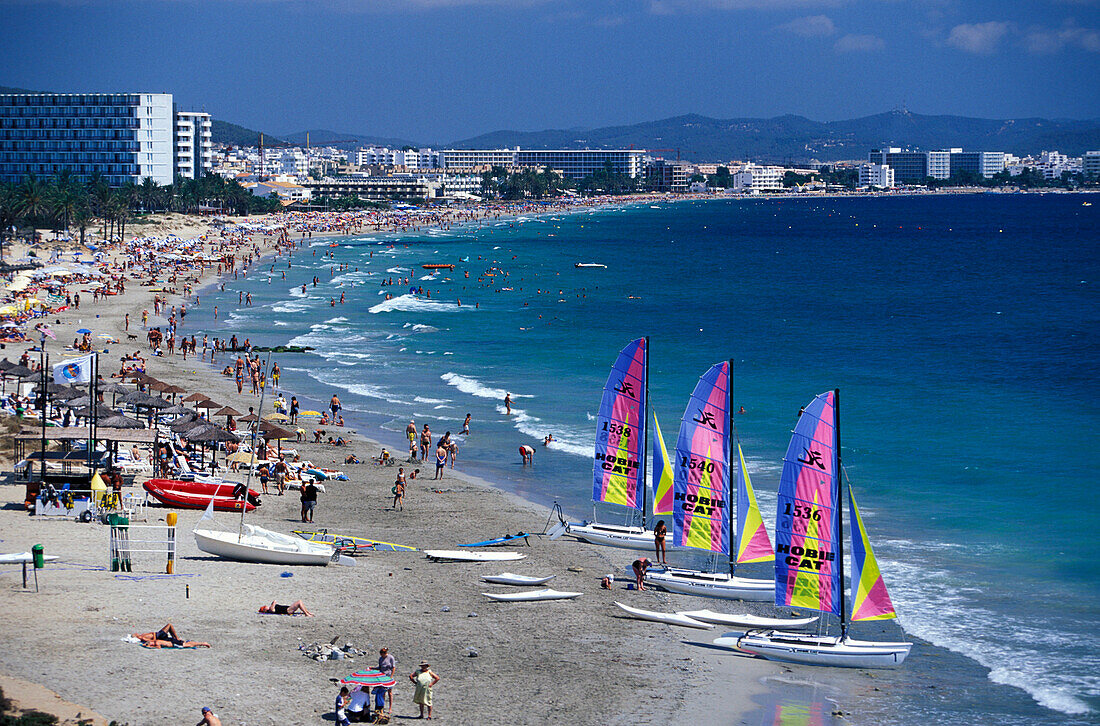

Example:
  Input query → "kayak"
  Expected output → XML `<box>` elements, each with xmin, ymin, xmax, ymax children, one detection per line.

<box><xmin>143</xmin><ymin>479</ymin><xmax>258</xmax><ymax>512</ymax></box>
<box><xmin>423</xmin><ymin>550</ymin><xmax>526</xmax><ymax>562</ymax></box>
<box><xmin>483</xmin><ymin>589</ymin><xmax>581</xmax><ymax>602</ymax></box>
<box><xmin>613</xmin><ymin>601</ymin><xmax>714</xmax><ymax>630</ymax></box>
<box><xmin>480</xmin><ymin>573</ymin><xmax>555</xmax><ymax>586</ymax></box>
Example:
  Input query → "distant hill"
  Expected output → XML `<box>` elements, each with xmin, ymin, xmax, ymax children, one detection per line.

<box><xmin>281</xmin><ymin>129</ymin><xmax>421</xmax><ymax>150</ymax></box>
<box><xmin>447</xmin><ymin>110</ymin><xmax>1100</xmax><ymax>162</ymax></box>
<box><xmin>0</xmin><ymin>85</ymin><xmax>39</xmax><ymax>94</ymax></box>
<box><xmin>210</xmin><ymin>119</ymin><xmax>289</xmax><ymax>147</ymax></box>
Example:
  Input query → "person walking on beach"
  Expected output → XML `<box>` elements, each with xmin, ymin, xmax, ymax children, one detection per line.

<box><xmin>289</xmin><ymin>396</ymin><xmax>299</xmax><ymax>424</ymax></box>
<box><xmin>410</xmin><ymin>661</ymin><xmax>440</xmax><ymax>720</ymax></box>
<box><xmin>300</xmin><ymin>480</ymin><xmax>318</xmax><ymax>523</ymax></box>
<box><xmin>419</xmin><ymin>425</ymin><xmax>431</xmax><ymax>460</ymax></box>
<box><xmin>461</xmin><ymin>413</ymin><xmax>470</xmax><ymax>435</ymax></box>
<box><xmin>393</xmin><ymin>468</ymin><xmax>406</xmax><ymax>510</ymax></box>
<box><xmin>330</xmin><ymin>394</ymin><xmax>341</xmax><ymax>420</ymax></box>
<box><xmin>406</xmin><ymin>420</ymin><xmax>418</xmax><ymax>460</ymax></box>
<box><xmin>271</xmin><ymin>362</ymin><xmax>280</xmax><ymax>389</ymax></box>
<box><xmin>653</xmin><ymin>520</ymin><xmax>668</xmax><ymax>565</ymax></box>
<box><xmin>519</xmin><ymin>445</ymin><xmax>534</xmax><ymax>466</ymax></box>
<box><xmin>273</xmin><ymin>456</ymin><xmax>288</xmax><ymax>495</ymax></box>
<box><xmin>504</xmin><ymin>393</ymin><xmax>512</xmax><ymax>415</ymax></box>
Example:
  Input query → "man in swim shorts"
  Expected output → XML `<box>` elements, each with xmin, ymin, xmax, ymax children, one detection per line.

<box><xmin>259</xmin><ymin>600</ymin><xmax>314</xmax><ymax>616</ymax></box>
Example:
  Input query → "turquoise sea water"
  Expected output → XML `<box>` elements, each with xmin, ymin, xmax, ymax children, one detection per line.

<box><xmin>189</xmin><ymin>193</ymin><xmax>1098</xmax><ymax>723</ymax></box>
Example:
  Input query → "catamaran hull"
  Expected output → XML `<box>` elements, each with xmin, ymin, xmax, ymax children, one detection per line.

<box><xmin>567</xmin><ymin>523</ymin><xmax>655</xmax><ymax>550</ymax></box>
<box><xmin>193</xmin><ymin>527</ymin><xmax>334</xmax><ymax>566</ymax></box>
<box><xmin>736</xmin><ymin>630</ymin><xmax>912</xmax><ymax>669</ymax></box>
<box><xmin>645</xmin><ymin>568</ymin><xmax>773</xmax><ymax>601</ymax></box>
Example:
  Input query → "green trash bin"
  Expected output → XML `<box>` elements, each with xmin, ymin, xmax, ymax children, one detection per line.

<box><xmin>31</xmin><ymin>544</ymin><xmax>44</xmax><ymax>569</ymax></box>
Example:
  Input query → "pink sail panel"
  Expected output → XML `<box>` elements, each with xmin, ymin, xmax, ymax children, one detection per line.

<box><xmin>651</xmin><ymin>412</ymin><xmax>674</xmax><ymax>516</ymax></box>
<box><xmin>735</xmin><ymin>443</ymin><xmax>774</xmax><ymax>564</ymax></box>
<box><xmin>774</xmin><ymin>391</ymin><xmax>842</xmax><ymax>616</ymax></box>
<box><xmin>672</xmin><ymin>362</ymin><xmax>731</xmax><ymax>554</ymax></box>
<box><xmin>592</xmin><ymin>338</ymin><xmax>647</xmax><ymax>510</ymax></box>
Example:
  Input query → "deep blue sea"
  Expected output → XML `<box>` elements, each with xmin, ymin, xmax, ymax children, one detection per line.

<box><xmin>188</xmin><ymin>193</ymin><xmax>1099</xmax><ymax>724</ymax></box>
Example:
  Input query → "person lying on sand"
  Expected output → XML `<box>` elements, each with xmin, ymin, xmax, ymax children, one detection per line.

<box><xmin>132</xmin><ymin>623</ymin><xmax>210</xmax><ymax>648</ymax></box>
<box><xmin>258</xmin><ymin>600</ymin><xmax>314</xmax><ymax>616</ymax></box>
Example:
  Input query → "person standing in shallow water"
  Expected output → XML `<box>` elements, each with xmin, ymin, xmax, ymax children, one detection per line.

<box><xmin>504</xmin><ymin>393</ymin><xmax>512</xmax><ymax>415</ymax></box>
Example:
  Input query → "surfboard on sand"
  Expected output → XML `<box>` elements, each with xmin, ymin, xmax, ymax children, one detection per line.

<box><xmin>423</xmin><ymin>550</ymin><xmax>526</xmax><ymax>562</ymax></box>
<box><xmin>613</xmin><ymin>601</ymin><xmax>714</xmax><ymax>629</ymax></box>
<box><xmin>480</xmin><ymin>572</ymin><xmax>555</xmax><ymax>586</ymax></box>
<box><xmin>458</xmin><ymin>532</ymin><xmax>531</xmax><ymax>547</ymax></box>
<box><xmin>483</xmin><ymin>588</ymin><xmax>581</xmax><ymax>602</ymax></box>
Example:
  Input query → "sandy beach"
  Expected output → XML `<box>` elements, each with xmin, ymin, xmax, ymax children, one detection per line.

<box><xmin>0</xmin><ymin>207</ymin><xmax>801</xmax><ymax>725</ymax></box>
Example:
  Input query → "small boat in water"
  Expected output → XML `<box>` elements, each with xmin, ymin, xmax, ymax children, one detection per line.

<box><xmin>574</xmin><ymin>262</ymin><xmax>607</xmax><ymax>268</ymax></box>
<box><xmin>421</xmin><ymin>263</ymin><xmax>455</xmax><ymax>270</ymax></box>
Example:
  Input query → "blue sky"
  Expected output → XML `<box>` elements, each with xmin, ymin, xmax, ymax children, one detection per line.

<box><xmin>2</xmin><ymin>0</ymin><xmax>1097</xmax><ymax>142</ymax></box>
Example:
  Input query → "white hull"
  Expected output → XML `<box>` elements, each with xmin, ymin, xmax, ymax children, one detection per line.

<box><xmin>480</xmin><ymin>573</ymin><xmax>555</xmax><ymax>586</ymax></box>
<box><xmin>423</xmin><ymin>550</ymin><xmax>526</xmax><ymax>562</ymax></box>
<box><xmin>194</xmin><ymin>525</ymin><xmax>334</xmax><ymax>566</ymax></box>
<box><xmin>645</xmin><ymin>567</ymin><xmax>773</xmax><ymax>601</ymax></box>
<box><xmin>483</xmin><ymin>588</ymin><xmax>581</xmax><ymax>602</ymax></box>
<box><xmin>736</xmin><ymin>630</ymin><xmax>912</xmax><ymax>668</ymax></box>
<box><xmin>567</xmin><ymin>522</ymin><xmax>655</xmax><ymax>551</ymax></box>
<box><xmin>613</xmin><ymin>601</ymin><xmax>714</xmax><ymax>629</ymax></box>
<box><xmin>677</xmin><ymin>609</ymin><xmax>817</xmax><ymax>629</ymax></box>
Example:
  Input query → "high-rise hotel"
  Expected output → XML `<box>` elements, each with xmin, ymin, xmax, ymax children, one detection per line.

<box><xmin>0</xmin><ymin>92</ymin><xmax>213</xmax><ymax>186</ymax></box>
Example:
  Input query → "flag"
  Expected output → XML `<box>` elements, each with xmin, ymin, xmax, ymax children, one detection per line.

<box><xmin>53</xmin><ymin>354</ymin><xmax>93</xmax><ymax>384</ymax></box>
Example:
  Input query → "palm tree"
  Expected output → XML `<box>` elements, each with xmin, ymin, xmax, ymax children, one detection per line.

<box><xmin>139</xmin><ymin>177</ymin><xmax>161</xmax><ymax>213</ymax></box>
<box><xmin>0</xmin><ymin>181</ymin><xmax>17</xmax><ymax>260</ymax></box>
<box><xmin>16</xmin><ymin>174</ymin><xmax>53</xmax><ymax>224</ymax></box>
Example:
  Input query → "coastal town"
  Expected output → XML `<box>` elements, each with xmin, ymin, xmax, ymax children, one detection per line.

<box><xmin>1</xmin><ymin>1</ymin><xmax>1098</xmax><ymax>723</ymax></box>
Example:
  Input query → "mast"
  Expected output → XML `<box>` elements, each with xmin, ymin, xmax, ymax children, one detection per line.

<box><xmin>238</xmin><ymin>349</ymin><xmax>273</xmax><ymax>539</ymax></box>
<box><xmin>835</xmin><ymin>387</ymin><xmax>847</xmax><ymax>638</ymax></box>
<box><xmin>640</xmin><ymin>336</ymin><xmax>649</xmax><ymax>529</ymax></box>
<box><xmin>40</xmin><ymin>349</ymin><xmax>47</xmax><ymax>485</ymax></box>
<box><xmin>728</xmin><ymin>358</ymin><xmax>735</xmax><ymax>576</ymax></box>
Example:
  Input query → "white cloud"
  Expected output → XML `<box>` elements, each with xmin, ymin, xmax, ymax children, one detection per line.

<box><xmin>1025</xmin><ymin>23</ymin><xmax>1100</xmax><ymax>53</ymax></box>
<box><xmin>834</xmin><ymin>33</ymin><xmax>885</xmax><ymax>52</ymax></box>
<box><xmin>778</xmin><ymin>15</ymin><xmax>836</xmax><ymax>37</ymax></box>
<box><xmin>945</xmin><ymin>21</ymin><xmax>1012</xmax><ymax>54</ymax></box>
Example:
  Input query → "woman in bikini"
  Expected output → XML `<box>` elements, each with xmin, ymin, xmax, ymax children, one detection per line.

<box><xmin>133</xmin><ymin>623</ymin><xmax>210</xmax><ymax>648</ymax></box>
<box><xmin>258</xmin><ymin>600</ymin><xmax>314</xmax><ymax>616</ymax></box>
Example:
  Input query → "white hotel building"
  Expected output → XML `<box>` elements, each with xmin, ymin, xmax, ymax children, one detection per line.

<box><xmin>174</xmin><ymin>111</ymin><xmax>213</xmax><ymax>180</ymax></box>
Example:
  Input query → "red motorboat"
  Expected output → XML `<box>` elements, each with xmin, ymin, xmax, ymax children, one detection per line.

<box><xmin>143</xmin><ymin>479</ymin><xmax>260</xmax><ymax>512</ymax></box>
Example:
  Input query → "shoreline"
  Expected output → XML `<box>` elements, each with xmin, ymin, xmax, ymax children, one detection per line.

<box><xmin>0</xmin><ymin>210</ymin><xmax>787</xmax><ymax>725</ymax></box>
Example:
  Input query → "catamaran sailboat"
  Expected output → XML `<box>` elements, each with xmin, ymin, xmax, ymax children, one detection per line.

<box><xmin>736</xmin><ymin>390</ymin><xmax>912</xmax><ymax>668</ymax></box>
<box><xmin>644</xmin><ymin>360</ymin><xmax>775</xmax><ymax>601</ymax></box>
<box><xmin>567</xmin><ymin>338</ymin><xmax>664</xmax><ymax>550</ymax></box>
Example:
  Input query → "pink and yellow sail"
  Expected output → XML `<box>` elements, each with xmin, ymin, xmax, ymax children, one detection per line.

<box><xmin>651</xmin><ymin>412</ymin><xmax>674</xmax><ymax>517</ymax></box>
<box><xmin>735</xmin><ymin>443</ymin><xmax>774</xmax><ymax>564</ymax></box>
<box><xmin>672</xmin><ymin>362</ymin><xmax>731</xmax><ymax>554</ymax></box>
<box><xmin>592</xmin><ymin>338</ymin><xmax>647</xmax><ymax>510</ymax></box>
<box><xmin>848</xmin><ymin>484</ymin><xmax>897</xmax><ymax>621</ymax></box>
<box><xmin>774</xmin><ymin>391</ymin><xmax>842</xmax><ymax>616</ymax></box>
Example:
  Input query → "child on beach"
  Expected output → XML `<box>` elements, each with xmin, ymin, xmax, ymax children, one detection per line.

<box><xmin>393</xmin><ymin>469</ymin><xmax>406</xmax><ymax>510</ymax></box>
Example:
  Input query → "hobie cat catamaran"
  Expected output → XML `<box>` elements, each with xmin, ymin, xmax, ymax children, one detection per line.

<box><xmin>644</xmin><ymin>361</ymin><xmax>775</xmax><ymax>600</ymax></box>
<box><xmin>736</xmin><ymin>390</ymin><xmax>912</xmax><ymax>668</ymax></box>
<box><xmin>566</xmin><ymin>338</ymin><xmax>664</xmax><ymax>549</ymax></box>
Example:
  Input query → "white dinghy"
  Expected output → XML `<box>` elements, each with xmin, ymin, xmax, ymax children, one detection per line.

<box><xmin>483</xmin><ymin>589</ymin><xmax>582</xmax><ymax>602</ymax></box>
<box><xmin>613</xmin><ymin>601</ymin><xmax>714</xmax><ymax>630</ymax></box>
<box><xmin>646</xmin><ymin>568</ymin><xmax>773</xmax><ymax>601</ymax></box>
<box><xmin>735</xmin><ymin>631</ymin><xmax>913</xmax><ymax>668</ymax></box>
<box><xmin>480</xmin><ymin>573</ymin><xmax>555</xmax><ymax>586</ymax></box>
<box><xmin>194</xmin><ymin>524</ymin><xmax>335</xmax><ymax>566</ymax></box>
<box><xmin>423</xmin><ymin>550</ymin><xmax>526</xmax><ymax>563</ymax></box>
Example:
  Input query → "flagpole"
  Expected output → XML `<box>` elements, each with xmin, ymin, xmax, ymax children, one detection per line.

<box><xmin>40</xmin><ymin>344</ymin><xmax>47</xmax><ymax>486</ymax></box>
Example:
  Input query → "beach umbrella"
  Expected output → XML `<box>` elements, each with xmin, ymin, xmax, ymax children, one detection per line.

<box><xmin>97</xmin><ymin>381</ymin><xmax>130</xmax><ymax>395</ymax></box>
<box><xmin>2</xmin><ymin>364</ymin><xmax>36</xmax><ymax>379</ymax></box>
<box><xmin>238</xmin><ymin>413</ymin><xmax>259</xmax><ymax>423</ymax></box>
<box><xmin>262</xmin><ymin>412</ymin><xmax>289</xmax><ymax>422</ymax></box>
<box><xmin>215</xmin><ymin>406</ymin><xmax>243</xmax><ymax>418</ymax></box>
<box><xmin>299</xmin><ymin>409</ymin><xmax>322</xmax><ymax>418</ymax></box>
<box><xmin>225</xmin><ymin>451</ymin><xmax>256</xmax><ymax>466</ymax></box>
<box><xmin>195</xmin><ymin>399</ymin><xmax>223</xmax><ymax>411</ymax></box>
<box><xmin>149</xmin><ymin>381</ymin><xmax>171</xmax><ymax>393</ymax></box>
<box><xmin>76</xmin><ymin>328</ymin><xmax>92</xmax><ymax>334</ymax></box>
<box><xmin>339</xmin><ymin>670</ymin><xmax>397</xmax><ymax>688</ymax></box>
<box><xmin>0</xmin><ymin>359</ymin><xmax>13</xmax><ymax>371</ymax></box>
<box><xmin>98</xmin><ymin>414</ymin><xmax>146</xmax><ymax>429</ymax></box>
<box><xmin>46</xmin><ymin>382</ymin><xmax>77</xmax><ymax>395</ymax></box>
<box><xmin>71</xmin><ymin>403</ymin><xmax>117</xmax><ymax>418</ymax></box>
<box><xmin>159</xmin><ymin>404</ymin><xmax>191</xmax><ymax>416</ymax></box>
<box><xmin>161</xmin><ymin>384</ymin><xmax>187</xmax><ymax>397</ymax></box>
